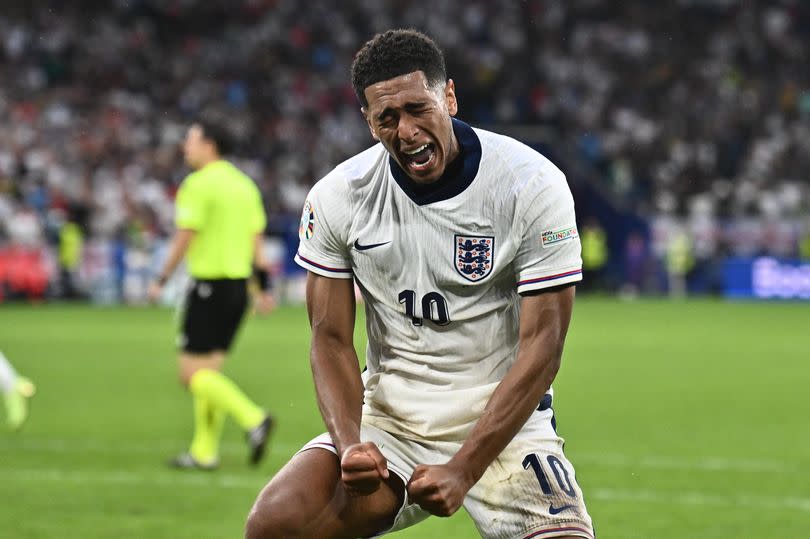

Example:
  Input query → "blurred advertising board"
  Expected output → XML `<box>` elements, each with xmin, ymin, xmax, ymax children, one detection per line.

<box><xmin>724</xmin><ymin>257</ymin><xmax>810</xmax><ymax>300</ymax></box>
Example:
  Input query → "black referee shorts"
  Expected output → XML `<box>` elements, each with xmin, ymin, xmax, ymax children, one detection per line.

<box><xmin>179</xmin><ymin>278</ymin><xmax>249</xmax><ymax>354</ymax></box>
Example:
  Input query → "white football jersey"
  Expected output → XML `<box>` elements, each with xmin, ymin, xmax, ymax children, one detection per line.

<box><xmin>296</xmin><ymin>119</ymin><xmax>582</xmax><ymax>441</ymax></box>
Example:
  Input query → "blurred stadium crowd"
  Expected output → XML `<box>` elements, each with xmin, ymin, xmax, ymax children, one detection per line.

<box><xmin>1</xmin><ymin>0</ymin><xmax>809</xmax><ymax>302</ymax></box>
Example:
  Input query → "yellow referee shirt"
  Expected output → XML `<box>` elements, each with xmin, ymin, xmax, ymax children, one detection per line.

<box><xmin>175</xmin><ymin>160</ymin><xmax>266</xmax><ymax>279</ymax></box>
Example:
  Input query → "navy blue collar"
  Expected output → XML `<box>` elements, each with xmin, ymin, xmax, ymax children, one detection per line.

<box><xmin>388</xmin><ymin>118</ymin><xmax>482</xmax><ymax>206</ymax></box>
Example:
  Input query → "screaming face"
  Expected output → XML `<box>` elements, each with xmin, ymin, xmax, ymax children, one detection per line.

<box><xmin>362</xmin><ymin>71</ymin><xmax>460</xmax><ymax>184</ymax></box>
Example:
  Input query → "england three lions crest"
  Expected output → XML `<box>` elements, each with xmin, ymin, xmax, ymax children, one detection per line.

<box><xmin>455</xmin><ymin>235</ymin><xmax>494</xmax><ymax>282</ymax></box>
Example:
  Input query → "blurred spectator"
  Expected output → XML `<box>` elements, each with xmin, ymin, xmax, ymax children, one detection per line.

<box><xmin>800</xmin><ymin>225</ymin><xmax>810</xmax><ymax>261</ymax></box>
<box><xmin>621</xmin><ymin>231</ymin><xmax>648</xmax><ymax>298</ymax></box>
<box><xmin>580</xmin><ymin>218</ymin><xmax>609</xmax><ymax>292</ymax></box>
<box><xmin>57</xmin><ymin>206</ymin><xmax>84</xmax><ymax>299</ymax></box>
<box><xmin>111</xmin><ymin>225</ymin><xmax>128</xmax><ymax>303</ymax></box>
<box><xmin>665</xmin><ymin>230</ymin><xmax>694</xmax><ymax>298</ymax></box>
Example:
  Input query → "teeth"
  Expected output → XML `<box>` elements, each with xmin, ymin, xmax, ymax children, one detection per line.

<box><xmin>404</xmin><ymin>144</ymin><xmax>428</xmax><ymax>155</ymax></box>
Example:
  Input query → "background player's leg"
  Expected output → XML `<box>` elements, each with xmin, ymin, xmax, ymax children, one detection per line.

<box><xmin>0</xmin><ymin>350</ymin><xmax>19</xmax><ymax>393</ymax></box>
<box><xmin>245</xmin><ymin>448</ymin><xmax>404</xmax><ymax>539</ymax></box>
<box><xmin>0</xmin><ymin>350</ymin><xmax>35</xmax><ymax>431</ymax></box>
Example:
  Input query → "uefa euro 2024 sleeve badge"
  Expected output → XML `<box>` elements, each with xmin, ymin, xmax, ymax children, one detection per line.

<box><xmin>299</xmin><ymin>200</ymin><xmax>315</xmax><ymax>240</ymax></box>
<box><xmin>454</xmin><ymin>235</ymin><xmax>494</xmax><ymax>282</ymax></box>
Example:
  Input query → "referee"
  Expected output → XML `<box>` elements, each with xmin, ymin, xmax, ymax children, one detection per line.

<box><xmin>148</xmin><ymin>120</ymin><xmax>274</xmax><ymax>469</ymax></box>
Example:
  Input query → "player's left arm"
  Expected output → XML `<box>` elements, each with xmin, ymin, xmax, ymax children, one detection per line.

<box><xmin>407</xmin><ymin>285</ymin><xmax>574</xmax><ymax>516</ymax></box>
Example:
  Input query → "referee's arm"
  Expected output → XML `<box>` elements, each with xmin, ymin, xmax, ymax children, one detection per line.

<box><xmin>253</xmin><ymin>234</ymin><xmax>270</xmax><ymax>274</ymax></box>
<box><xmin>147</xmin><ymin>229</ymin><xmax>195</xmax><ymax>301</ymax></box>
<box><xmin>252</xmin><ymin>233</ymin><xmax>276</xmax><ymax>315</ymax></box>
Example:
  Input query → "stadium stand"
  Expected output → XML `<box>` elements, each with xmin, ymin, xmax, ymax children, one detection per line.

<box><xmin>1</xmin><ymin>0</ymin><xmax>808</xmax><ymax>300</ymax></box>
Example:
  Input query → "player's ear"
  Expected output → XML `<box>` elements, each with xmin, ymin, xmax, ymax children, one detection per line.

<box><xmin>362</xmin><ymin>107</ymin><xmax>380</xmax><ymax>141</ymax></box>
<box><xmin>444</xmin><ymin>79</ymin><xmax>458</xmax><ymax>117</ymax></box>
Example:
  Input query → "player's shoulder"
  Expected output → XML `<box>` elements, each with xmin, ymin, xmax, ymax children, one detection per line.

<box><xmin>474</xmin><ymin>127</ymin><xmax>566</xmax><ymax>195</ymax></box>
<box><xmin>308</xmin><ymin>143</ymin><xmax>387</xmax><ymax>199</ymax></box>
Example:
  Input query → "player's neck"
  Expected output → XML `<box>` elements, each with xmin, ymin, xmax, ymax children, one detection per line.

<box><xmin>445</xmin><ymin>133</ymin><xmax>461</xmax><ymax>172</ymax></box>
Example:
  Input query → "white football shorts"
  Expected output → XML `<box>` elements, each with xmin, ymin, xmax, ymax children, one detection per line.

<box><xmin>297</xmin><ymin>407</ymin><xmax>594</xmax><ymax>539</ymax></box>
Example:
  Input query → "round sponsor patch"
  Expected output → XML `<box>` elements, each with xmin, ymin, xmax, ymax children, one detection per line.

<box><xmin>299</xmin><ymin>200</ymin><xmax>315</xmax><ymax>240</ymax></box>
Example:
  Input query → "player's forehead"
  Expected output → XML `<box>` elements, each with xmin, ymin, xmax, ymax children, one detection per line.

<box><xmin>363</xmin><ymin>71</ymin><xmax>440</xmax><ymax>114</ymax></box>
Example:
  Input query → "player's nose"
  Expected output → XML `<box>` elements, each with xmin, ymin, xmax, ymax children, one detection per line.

<box><xmin>397</xmin><ymin>114</ymin><xmax>420</xmax><ymax>143</ymax></box>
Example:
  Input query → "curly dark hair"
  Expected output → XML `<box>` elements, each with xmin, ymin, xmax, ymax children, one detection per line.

<box><xmin>351</xmin><ymin>29</ymin><xmax>447</xmax><ymax>107</ymax></box>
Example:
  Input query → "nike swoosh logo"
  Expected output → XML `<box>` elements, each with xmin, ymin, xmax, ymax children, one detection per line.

<box><xmin>548</xmin><ymin>503</ymin><xmax>575</xmax><ymax>515</ymax></box>
<box><xmin>354</xmin><ymin>239</ymin><xmax>391</xmax><ymax>251</ymax></box>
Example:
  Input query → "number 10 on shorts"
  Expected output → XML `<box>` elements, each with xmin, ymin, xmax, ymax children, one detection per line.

<box><xmin>522</xmin><ymin>453</ymin><xmax>578</xmax><ymax>498</ymax></box>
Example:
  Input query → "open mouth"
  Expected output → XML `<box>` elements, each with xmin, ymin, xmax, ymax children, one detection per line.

<box><xmin>401</xmin><ymin>143</ymin><xmax>436</xmax><ymax>173</ymax></box>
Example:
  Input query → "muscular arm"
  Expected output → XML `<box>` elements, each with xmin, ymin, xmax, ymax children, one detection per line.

<box><xmin>408</xmin><ymin>285</ymin><xmax>576</xmax><ymax>515</ymax></box>
<box><xmin>307</xmin><ymin>272</ymin><xmax>390</xmax><ymax>494</ymax></box>
<box><xmin>306</xmin><ymin>272</ymin><xmax>363</xmax><ymax>454</ymax></box>
<box><xmin>453</xmin><ymin>285</ymin><xmax>575</xmax><ymax>477</ymax></box>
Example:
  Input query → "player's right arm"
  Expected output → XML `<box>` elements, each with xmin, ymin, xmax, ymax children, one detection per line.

<box><xmin>297</xmin><ymin>173</ymin><xmax>389</xmax><ymax>495</ymax></box>
<box><xmin>306</xmin><ymin>272</ymin><xmax>389</xmax><ymax>495</ymax></box>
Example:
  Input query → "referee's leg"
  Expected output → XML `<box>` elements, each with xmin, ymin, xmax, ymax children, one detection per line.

<box><xmin>178</xmin><ymin>351</ymin><xmax>224</xmax><ymax>386</ymax></box>
<box><xmin>175</xmin><ymin>279</ymin><xmax>271</xmax><ymax>467</ymax></box>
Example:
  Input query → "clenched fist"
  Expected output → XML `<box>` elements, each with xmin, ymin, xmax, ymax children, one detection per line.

<box><xmin>406</xmin><ymin>463</ymin><xmax>475</xmax><ymax>517</ymax></box>
<box><xmin>340</xmin><ymin>442</ymin><xmax>390</xmax><ymax>496</ymax></box>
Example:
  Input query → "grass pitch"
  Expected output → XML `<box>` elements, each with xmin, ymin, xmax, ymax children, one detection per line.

<box><xmin>0</xmin><ymin>298</ymin><xmax>807</xmax><ymax>538</ymax></box>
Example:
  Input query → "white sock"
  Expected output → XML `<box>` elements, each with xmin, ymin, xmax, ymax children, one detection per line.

<box><xmin>0</xmin><ymin>351</ymin><xmax>18</xmax><ymax>394</ymax></box>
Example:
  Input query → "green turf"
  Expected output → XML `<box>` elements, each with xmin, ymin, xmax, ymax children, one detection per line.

<box><xmin>0</xmin><ymin>299</ymin><xmax>807</xmax><ymax>538</ymax></box>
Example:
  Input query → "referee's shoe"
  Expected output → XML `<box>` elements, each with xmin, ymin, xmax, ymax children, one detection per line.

<box><xmin>247</xmin><ymin>415</ymin><xmax>275</xmax><ymax>466</ymax></box>
<box><xmin>169</xmin><ymin>453</ymin><xmax>219</xmax><ymax>471</ymax></box>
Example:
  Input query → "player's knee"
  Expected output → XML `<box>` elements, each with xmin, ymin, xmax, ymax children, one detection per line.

<box><xmin>244</xmin><ymin>484</ymin><xmax>312</xmax><ymax>539</ymax></box>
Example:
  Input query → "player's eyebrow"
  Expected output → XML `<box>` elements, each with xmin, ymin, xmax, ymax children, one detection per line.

<box><xmin>376</xmin><ymin>102</ymin><xmax>428</xmax><ymax>121</ymax></box>
<box><xmin>376</xmin><ymin>107</ymin><xmax>396</xmax><ymax>121</ymax></box>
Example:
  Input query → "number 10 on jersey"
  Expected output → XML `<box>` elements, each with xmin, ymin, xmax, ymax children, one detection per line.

<box><xmin>398</xmin><ymin>290</ymin><xmax>451</xmax><ymax>326</ymax></box>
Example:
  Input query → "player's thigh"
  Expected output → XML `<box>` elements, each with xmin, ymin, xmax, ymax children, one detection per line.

<box><xmin>463</xmin><ymin>409</ymin><xmax>594</xmax><ymax>539</ymax></box>
<box><xmin>246</xmin><ymin>447</ymin><xmax>404</xmax><ymax>539</ymax></box>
